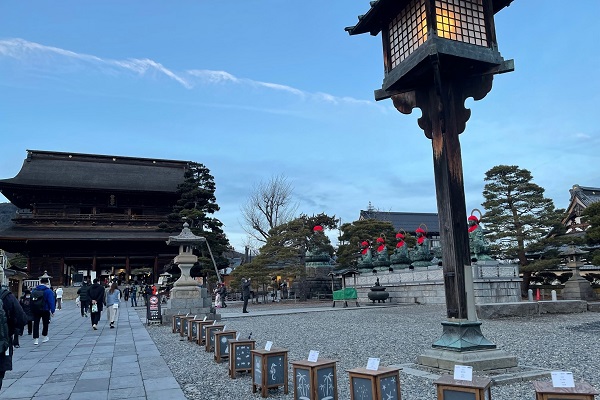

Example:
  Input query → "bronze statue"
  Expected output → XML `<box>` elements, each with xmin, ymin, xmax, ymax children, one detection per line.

<box><xmin>357</xmin><ymin>240</ymin><xmax>374</xmax><ymax>270</ymax></box>
<box><xmin>372</xmin><ymin>236</ymin><xmax>390</xmax><ymax>269</ymax></box>
<box><xmin>468</xmin><ymin>211</ymin><xmax>492</xmax><ymax>261</ymax></box>
<box><xmin>409</xmin><ymin>226</ymin><xmax>434</xmax><ymax>267</ymax></box>
<box><xmin>390</xmin><ymin>232</ymin><xmax>411</xmax><ymax>268</ymax></box>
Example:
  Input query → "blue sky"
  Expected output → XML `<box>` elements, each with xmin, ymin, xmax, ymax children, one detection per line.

<box><xmin>1</xmin><ymin>1</ymin><xmax>599</xmax><ymax>253</ymax></box>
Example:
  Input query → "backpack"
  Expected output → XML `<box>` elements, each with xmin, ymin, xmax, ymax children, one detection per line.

<box><xmin>30</xmin><ymin>289</ymin><xmax>47</xmax><ymax>312</ymax></box>
<box><xmin>0</xmin><ymin>289</ymin><xmax>11</xmax><ymax>353</ymax></box>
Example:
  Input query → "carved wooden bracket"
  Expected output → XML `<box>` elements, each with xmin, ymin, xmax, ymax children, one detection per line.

<box><xmin>391</xmin><ymin>74</ymin><xmax>494</xmax><ymax>139</ymax></box>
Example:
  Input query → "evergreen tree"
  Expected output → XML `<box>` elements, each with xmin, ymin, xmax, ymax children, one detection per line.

<box><xmin>160</xmin><ymin>162</ymin><xmax>230</xmax><ymax>279</ymax></box>
<box><xmin>482</xmin><ymin>165</ymin><xmax>562</xmax><ymax>296</ymax></box>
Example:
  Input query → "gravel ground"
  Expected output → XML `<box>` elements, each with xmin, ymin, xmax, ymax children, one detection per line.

<box><xmin>141</xmin><ymin>302</ymin><xmax>600</xmax><ymax>400</ymax></box>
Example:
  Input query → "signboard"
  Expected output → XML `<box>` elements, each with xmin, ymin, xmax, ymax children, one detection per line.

<box><xmin>146</xmin><ymin>295</ymin><xmax>162</xmax><ymax>324</ymax></box>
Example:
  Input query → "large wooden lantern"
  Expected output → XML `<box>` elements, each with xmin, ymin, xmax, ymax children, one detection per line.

<box><xmin>346</xmin><ymin>0</ymin><xmax>517</xmax><ymax>369</ymax></box>
<box><xmin>346</xmin><ymin>0</ymin><xmax>514</xmax><ymax>100</ymax></box>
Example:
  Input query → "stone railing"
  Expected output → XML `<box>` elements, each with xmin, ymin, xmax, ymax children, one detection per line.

<box><xmin>346</xmin><ymin>262</ymin><xmax>522</xmax><ymax>305</ymax></box>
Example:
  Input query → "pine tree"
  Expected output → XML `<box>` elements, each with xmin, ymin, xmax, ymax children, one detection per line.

<box><xmin>160</xmin><ymin>162</ymin><xmax>230</xmax><ymax>279</ymax></box>
<box><xmin>482</xmin><ymin>165</ymin><xmax>562</xmax><ymax>296</ymax></box>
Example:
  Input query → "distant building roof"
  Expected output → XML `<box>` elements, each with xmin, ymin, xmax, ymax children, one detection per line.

<box><xmin>562</xmin><ymin>184</ymin><xmax>600</xmax><ymax>234</ymax></box>
<box><xmin>570</xmin><ymin>185</ymin><xmax>600</xmax><ymax>207</ymax></box>
<box><xmin>359</xmin><ymin>210</ymin><xmax>440</xmax><ymax>235</ymax></box>
<box><xmin>0</xmin><ymin>150</ymin><xmax>190</xmax><ymax>197</ymax></box>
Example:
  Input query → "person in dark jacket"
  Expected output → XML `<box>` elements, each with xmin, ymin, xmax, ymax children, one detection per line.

<box><xmin>18</xmin><ymin>290</ymin><xmax>33</xmax><ymax>335</ymax></box>
<box><xmin>88</xmin><ymin>279</ymin><xmax>106</xmax><ymax>330</ymax></box>
<box><xmin>242</xmin><ymin>278</ymin><xmax>251</xmax><ymax>313</ymax></box>
<box><xmin>32</xmin><ymin>277</ymin><xmax>56</xmax><ymax>345</ymax></box>
<box><xmin>0</xmin><ymin>288</ymin><xmax>27</xmax><ymax>390</ymax></box>
<box><xmin>77</xmin><ymin>280</ymin><xmax>91</xmax><ymax>317</ymax></box>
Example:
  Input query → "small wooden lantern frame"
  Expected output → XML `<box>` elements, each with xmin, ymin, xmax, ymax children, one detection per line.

<box><xmin>171</xmin><ymin>314</ymin><xmax>187</xmax><ymax>333</ymax></box>
<box><xmin>192</xmin><ymin>320</ymin><xmax>214</xmax><ymax>345</ymax></box>
<box><xmin>251</xmin><ymin>347</ymin><xmax>289</xmax><ymax>398</ymax></box>
<box><xmin>347</xmin><ymin>366</ymin><xmax>402</xmax><ymax>400</ymax></box>
<box><xmin>181</xmin><ymin>315</ymin><xmax>198</xmax><ymax>339</ymax></box>
<box><xmin>291</xmin><ymin>359</ymin><xmax>339</xmax><ymax>400</ymax></box>
<box><xmin>229</xmin><ymin>339</ymin><xmax>255</xmax><ymax>378</ymax></box>
<box><xmin>187</xmin><ymin>317</ymin><xmax>203</xmax><ymax>341</ymax></box>
<box><xmin>204</xmin><ymin>324</ymin><xmax>225</xmax><ymax>352</ymax></box>
<box><xmin>533</xmin><ymin>381</ymin><xmax>599</xmax><ymax>400</ymax></box>
<box><xmin>214</xmin><ymin>330</ymin><xmax>237</xmax><ymax>363</ymax></box>
<box><xmin>434</xmin><ymin>375</ymin><xmax>492</xmax><ymax>400</ymax></box>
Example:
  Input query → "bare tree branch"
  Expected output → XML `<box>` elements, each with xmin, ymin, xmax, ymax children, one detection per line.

<box><xmin>240</xmin><ymin>174</ymin><xmax>299</xmax><ymax>244</ymax></box>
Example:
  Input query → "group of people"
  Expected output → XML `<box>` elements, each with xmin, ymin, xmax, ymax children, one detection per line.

<box><xmin>0</xmin><ymin>277</ymin><xmax>55</xmax><ymax>390</ymax></box>
<box><xmin>214</xmin><ymin>278</ymin><xmax>252</xmax><ymax>313</ymax></box>
<box><xmin>76</xmin><ymin>279</ymin><xmax>121</xmax><ymax>329</ymax></box>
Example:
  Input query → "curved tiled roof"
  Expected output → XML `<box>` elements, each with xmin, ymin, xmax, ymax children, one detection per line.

<box><xmin>359</xmin><ymin>210</ymin><xmax>440</xmax><ymax>234</ymax></box>
<box><xmin>0</xmin><ymin>150</ymin><xmax>189</xmax><ymax>193</ymax></box>
<box><xmin>570</xmin><ymin>185</ymin><xmax>600</xmax><ymax>207</ymax></box>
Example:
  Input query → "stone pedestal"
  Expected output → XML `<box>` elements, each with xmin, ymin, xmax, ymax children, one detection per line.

<box><xmin>563</xmin><ymin>275</ymin><xmax>596</xmax><ymax>301</ymax></box>
<box><xmin>163</xmin><ymin>285</ymin><xmax>219</xmax><ymax>321</ymax></box>
<box><xmin>418</xmin><ymin>348</ymin><xmax>518</xmax><ymax>371</ymax></box>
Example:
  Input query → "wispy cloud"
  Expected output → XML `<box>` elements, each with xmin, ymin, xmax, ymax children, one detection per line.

<box><xmin>0</xmin><ymin>38</ymin><xmax>372</xmax><ymax>105</ymax></box>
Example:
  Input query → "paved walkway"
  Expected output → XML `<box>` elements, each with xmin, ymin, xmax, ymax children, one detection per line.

<box><xmin>0</xmin><ymin>299</ymin><xmax>187</xmax><ymax>400</ymax></box>
<box><xmin>1</xmin><ymin>296</ymin><xmax>394</xmax><ymax>399</ymax></box>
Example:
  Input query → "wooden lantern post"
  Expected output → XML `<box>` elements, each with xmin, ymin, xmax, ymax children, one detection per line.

<box><xmin>346</xmin><ymin>0</ymin><xmax>518</xmax><ymax>368</ymax></box>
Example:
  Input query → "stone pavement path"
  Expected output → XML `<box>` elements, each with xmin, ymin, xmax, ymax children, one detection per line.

<box><xmin>0</xmin><ymin>298</ymin><xmax>187</xmax><ymax>400</ymax></box>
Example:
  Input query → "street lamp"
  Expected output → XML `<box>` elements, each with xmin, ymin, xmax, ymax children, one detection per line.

<box><xmin>346</xmin><ymin>0</ymin><xmax>517</xmax><ymax>369</ymax></box>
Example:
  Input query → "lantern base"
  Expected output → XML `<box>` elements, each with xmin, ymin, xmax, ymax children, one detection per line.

<box><xmin>432</xmin><ymin>320</ymin><xmax>496</xmax><ymax>351</ymax></box>
<box><xmin>417</xmin><ymin>320</ymin><xmax>517</xmax><ymax>371</ymax></box>
<box><xmin>417</xmin><ymin>348</ymin><xmax>518</xmax><ymax>372</ymax></box>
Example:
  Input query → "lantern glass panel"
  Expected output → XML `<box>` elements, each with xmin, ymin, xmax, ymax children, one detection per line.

<box><xmin>435</xmin><ymin>0</ymin><xmax>488</xmax><ymax>46</ymax></box>
<box><xmin>388</xmin><ymin>0</ymin><xmax>428</xmax><ymax>69</ymax></box>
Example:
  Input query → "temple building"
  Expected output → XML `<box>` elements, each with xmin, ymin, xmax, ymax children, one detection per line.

<box><xmin>562</xmin><ymin>184</ymin><xmax>600</xmax><ymax>237</ymax></box>
<box><xmin>0</xmin><ymin>150</ymin><xmax>191</xmax><ymax>287</ymax></box>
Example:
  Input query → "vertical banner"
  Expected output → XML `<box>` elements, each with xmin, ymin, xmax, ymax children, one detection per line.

<box><xmin>146</xmin><ymin>294</ymin><xmax>162</xmax><ymax>324</ymax></box>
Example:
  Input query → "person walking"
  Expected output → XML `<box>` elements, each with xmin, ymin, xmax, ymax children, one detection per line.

<box><xmin>242</xmin><ymin>278</ymin><xmax>251</xmax><ymax>314</ymax></box>
<box><xmin>55</xmin><ymin>286</ymin><xmax>63</xmax><ymax>310</ymax></box>
<box><xmin>18</xmin><ymin>290</ymin><xmax>33</xmax><ymax>335</ymax></box>
<box><xmin>105</xmin><ymin>282</ymin><xmax>121</xmax><ymax>329</ymax></box>
<box><xmin>217</xmin><ymin>283</ymin><xmax>228</xmax><ymax>308</ymax></box>
<box><xmin>31</xmin><ymin>277</ymin><xmax>56</xmax><ymax>345</ymax></box>
<box><xmin>88</xmin><ymin>279</ymin><xmax>106</xmax><ymax>330</ymax></box>
<box><xmin>130</xmin><ymin>285</ymin><xmax>138</xmax><ymax>307</ymax></box>
<box><xmin>0</xmin><ymin>287</ymin><xmax>27</xmax><ymax>390</ymax></box>
<box><xmin>77</xmin><ymin>279</ymin><xmax>91</xmax><ymax>317</ymax></box>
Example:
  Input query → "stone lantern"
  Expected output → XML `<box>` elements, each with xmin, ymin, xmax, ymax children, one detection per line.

<box><xmin>163</xmin><ymin>222</ymin><xmax>218</xmax><ymax>321</ymax></box>
<box><xmin>560</xmin><ymin>243</ymin><xmax>596</xmax><ymax>301</ymax></box>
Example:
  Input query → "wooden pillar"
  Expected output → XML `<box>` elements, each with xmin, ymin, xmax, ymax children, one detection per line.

<box><xmin>153</xmin><ymin>256</ymin><xmax>159</xmax><ymax>284</ymax></box>
<box><xmin>60</xmin><ymin>257</ymin><xmax>65</xmax><ymax>286</ymax></box>
<box><xmin>92</xmin><ymin>256</ymin><xmax>97</xmax><ymax>281</ymax></box>
<box><xmin>125</xmin><ymin>256</ymin><xmax>131</xmax><ymax>283</ymax></box>
<box><xmin>392</xmin><ymin>72</ymin><xmax>494</xmax><ymax>320</ymax></box>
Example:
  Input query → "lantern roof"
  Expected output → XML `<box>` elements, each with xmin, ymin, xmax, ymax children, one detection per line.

<box><xmin>559</xmin><ymin>243</ymin><xmax>589</xmax><ymax>257</ymax></box>
<box><xmin>346</xmin><ymin>0</ymin><xmax>514</xmax><ymax>36</ymax></box>
<box><xmin>166</xmin><ymin>222</ymin><xmax>206</xmax><ymax>246</ymax></box>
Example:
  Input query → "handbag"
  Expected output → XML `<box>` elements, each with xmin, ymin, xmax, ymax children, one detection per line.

<box><xmin>91</xmin><ymin>303</ymin><xmax>98</xmax><ymax>313</ymax></box>
<box><xmin>113</xmin><ymin>303</ymin><xmax>119</xmax><ymax>309</ymax></box>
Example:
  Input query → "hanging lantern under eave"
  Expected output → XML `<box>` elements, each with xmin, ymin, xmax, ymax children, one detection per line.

<box><xmin>346</xmin><ymin>0</ymin><xmax>515</xmax><ymax>100</ymax></box>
